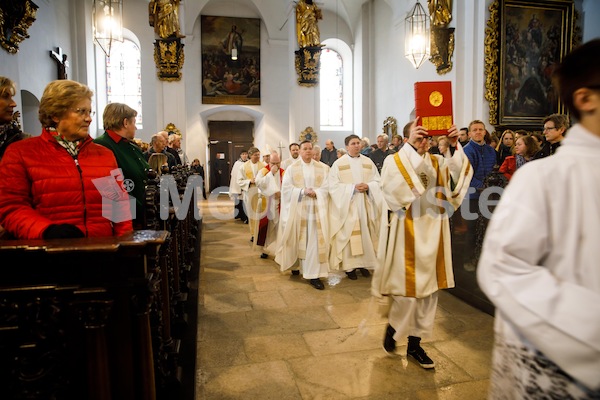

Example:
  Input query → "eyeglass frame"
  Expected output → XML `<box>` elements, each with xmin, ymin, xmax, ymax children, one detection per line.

<box><xmin>71</xmin><ymin>108</ymin><xmax>96</xmax><ymax>117</ymax></box>
<box><xmin>542</xmin><ymin>126</ymin><xmax>558</xmax><ymax>132</ymax></box>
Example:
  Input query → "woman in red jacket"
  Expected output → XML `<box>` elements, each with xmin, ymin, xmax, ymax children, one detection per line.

<box><xmin>0</xmin><ymin>80</ymin><xmax>133</xmax><ymax>239</ymax></box>
<box><xmin>499</xmin><ymin>135</ymin><xmax>540</xmax><ymax>181</ymax></box>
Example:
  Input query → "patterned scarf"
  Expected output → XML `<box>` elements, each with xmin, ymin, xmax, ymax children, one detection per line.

<box><xmin>515</xmin><ymin>154</ymin><xmax>527</xmax><ymax>169</ymax></box>
<box><xmin>50</xmin><ymin>128</ymin><xmax>84</xmax><ymax>158</ymax></box>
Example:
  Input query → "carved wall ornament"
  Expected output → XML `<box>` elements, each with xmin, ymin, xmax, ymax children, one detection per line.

<box><xmin>165</xmin><ymin>122</ymin><xmax>181</xmax><ymax>137</ymax></box>
<box><xmin>153</xmin><ymin>37</ymin><xmax>185</xmax><ymax>81</ymax></box>
<box><xmin>0</xmin><ymin>0</ymin><xmax>39</xmax><ymax>54</ymax></box>
<box><xmin>382</xmin><ymin>116</ymin><xmax>398</xmax><ymax>137</ymax></box>
<box><xmin>299</xmin><ymin>126</ymin><xmax>318</xmax><ymax>144</ymax></box>
<box><xmin>295</xmin><ymin>46</ymin><xmax>322</xmax><ymax>87</ymax></box>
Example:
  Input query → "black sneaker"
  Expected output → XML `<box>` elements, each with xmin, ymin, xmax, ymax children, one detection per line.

<box><xmin>309</xmin><ymin>278</ymin><xmax>325</xmax><ymax>290</ymax></box>
<box><xmin>260</xmin><ymin>253</ymin><xmax>268</xmax><ymax>259</ymax></box>
<box><xmin>407</xmin><ymin>346</ymin><xmax>435</xmax><ymax>369</ymax></box>
<box><xmin>358</xmin><ymin>268</ymin><xmax>371</xmax><ymax>277</ymax></box>
<box><xmin>383</xmin><ymin>324</ymin><xmax>396</xmax><ymax>355</ymax></box>
<box><xmin>291</xmin><ymin>270</ymin><xmax>300</xmax><ymax>276</ymax></box>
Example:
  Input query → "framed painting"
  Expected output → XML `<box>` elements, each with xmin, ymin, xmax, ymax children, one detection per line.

<box><xmin>484</xmin><ymin>0</ymin><xmax>578</xmax><ymax>128</ymax></box>
<box><xmin>201</xmin><ymin>16</ymin><xmax>260</xmax><ymax>105</ymax></box>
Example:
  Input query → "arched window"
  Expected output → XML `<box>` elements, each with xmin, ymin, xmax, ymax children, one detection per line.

<box><xmin>105</xmin><ymin>38</ymin><xmax>143</xmax><ymax>127</ymax></box>
<box><xmin>320</xmin><ymin>39</ymin><xmax>352</xmax><ymax>132</ymax></box>
<box><xmin>320</xmin><ymin>48</ymin><xmax>343</xmax><ymax>127</ymax></box>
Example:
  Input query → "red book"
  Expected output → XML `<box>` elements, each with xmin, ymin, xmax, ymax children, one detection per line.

<box><xmin>414</xmin><ymin>81</ymin><xmax>453</xmax><ymax>136</ymax></box>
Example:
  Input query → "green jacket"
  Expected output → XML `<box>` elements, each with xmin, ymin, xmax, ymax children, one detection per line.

<box><xmin>94</xmin><ymin>131</ymin><xmax>149</xmax><ymax>222</ymax></box>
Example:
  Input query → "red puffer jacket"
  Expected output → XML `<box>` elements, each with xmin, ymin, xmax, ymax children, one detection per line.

<box><xmin>0</xmin><ymin>128</ymin><xmax>133</xmax><ymax>239</ymax></box>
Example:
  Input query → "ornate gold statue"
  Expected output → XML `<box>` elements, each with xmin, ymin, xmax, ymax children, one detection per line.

<box><xmin>296</xmin><ymin>0</ymin><xmax>322</xmax><ymax>48</ymax></box>
<box><xmin>428</xmin><ymin>0</ymin><xmax>452</xmax><ymax>27</ymax></box>
<box><xmin>150</xmin><ymin>0</ymin><xmax>182</xmax><ymax>39</ymax></box>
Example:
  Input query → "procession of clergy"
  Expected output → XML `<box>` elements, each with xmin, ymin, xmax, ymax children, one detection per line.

<box><xmin>230</xmin><ymin>123</ymin><xmax>473</xmax><ymax>367</ymax></box>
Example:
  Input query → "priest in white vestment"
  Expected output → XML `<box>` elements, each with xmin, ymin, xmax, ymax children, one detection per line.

<box><xmin>237</xmin><ymin>147</ymin><xmax>266</xmax><ymax>239</ymax></box>
<box><xmin>275</xmin><ymin>140</ymin><xmax>330</xmax><ymax>290</ymax></box>
<box><xmin>229</xmin><ymin>150</ymin><xmax>248</xmax><ymax>222</ymax></box>
<box><xmin>478</xmin><ymin>40</ymin><xmax>600</xmax><ymax>398</ymax></box>
<box><xmin>254</xmin><ymin>152</ymin><xmax>283</xmax><ymax>258</ymax></box>
<box><xmin>329</xmin><ymin>134</ymin><xmax>384</xmax><ymax>279</ymax></box>
<box><xmin>372</xmin><ymin>122</ymin><xmax>472</xmax><ymax>368</ymax></box>
<box><xmin>281</xmin><ymin>142</ymin><xmax>300</xmax><ymax>170</ymax></box>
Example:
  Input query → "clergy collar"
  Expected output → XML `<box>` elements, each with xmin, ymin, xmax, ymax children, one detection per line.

<box><xmin>348</xmin><ymin>153</ymin><xmax>360</xmax><ymax>158</ymax></box>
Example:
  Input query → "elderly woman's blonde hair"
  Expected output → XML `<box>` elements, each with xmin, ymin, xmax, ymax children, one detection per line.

<box><xmin>39</xmin><ymin>80</ymin><xmax>93</xmax><ymax>128</ymax></box>
<box><xmin>103</xmin><ymin>103</ymin><xmax>137</xmax><ymax>131</ymax></box>
<box><xmin>0</xmin><ymin>76</ymin><xmax>16</xmax><ymax>98</ymax></box>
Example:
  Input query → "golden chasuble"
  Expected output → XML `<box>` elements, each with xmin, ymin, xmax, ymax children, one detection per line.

<box><xmin>292</xmin><ymin>162</ymin><xmax>328</xmax><ymax>263</ymax></box>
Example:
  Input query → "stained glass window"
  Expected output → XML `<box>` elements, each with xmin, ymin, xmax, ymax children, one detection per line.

<box><xmin>320</xmin><ymin>48</ymin><xmax>343</xmax><ymax>127</ymax></box>
<box><xmin>106</xmin><ymin>39</ymin><xmax>143</xmax><ymax>127</ymax></box>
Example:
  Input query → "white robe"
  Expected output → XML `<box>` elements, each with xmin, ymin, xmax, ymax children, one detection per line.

<box><xmin>275</xmin><ymin>159</ymin><xmax>330</xmax><ymax>279</ymax></box>
<box><xmin>372</xmin><ymin>143</ymin><xmax>472</xmax><ymax>299</ymax></box>
<box><xmin>281</xmin><ymin>156</ymin><xmax>299</xmax><ymax>171</ymax></box>
<box><xmin>237</xmin><ymin>160</ymin><xmax>266</xmax><ymax>235</ymax></box>
<box><xmin>228</xmin><ymin>159</ymin><xmax>245</xmax><ymax>198</ymax></box>
<box><xmin>477</xmin><ymin>124</ymin><xmax>600</xmax><ymax>392</ymax></box>
<box><xmin>328</xmin><ymin>154</ymin><xmax>384</xmax><ymax>271</ymax></box>
<box><xmin>254</xmin><ymin>166</ymin><xmax>282</xmax><ymax>255</ymax></box>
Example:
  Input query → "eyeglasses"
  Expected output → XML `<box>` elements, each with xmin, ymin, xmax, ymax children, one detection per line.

<box><xmin>71</xmin><ymin>108</ymin><xmax>95</xmax><ymax>117</ymax></box>
<box><xmin>543</xmin><ymin>126</ymin><xmax>556</xmax><ymax>132</ymax></box>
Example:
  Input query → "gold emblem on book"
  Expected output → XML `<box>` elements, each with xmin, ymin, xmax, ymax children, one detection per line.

<box><xmin>429</xmin><ymin>91</ymin><xmax>443</xmax><ymax>107</ymax></box>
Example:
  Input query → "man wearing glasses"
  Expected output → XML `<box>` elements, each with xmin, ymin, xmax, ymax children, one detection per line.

<box><xmin>534</xmin><ymin>113</ymin><xmax>569</xmax><ymax>159</ymax></box>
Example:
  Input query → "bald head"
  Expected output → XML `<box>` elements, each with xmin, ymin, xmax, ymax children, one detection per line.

<box><xmin>158</xmin><ymin>131</ymin><xmax>168</xmax><ymax>140</ymax></box>
<box><xmin>269</xmin><ymin>152</ymin><xmax>280</xmax><ymax>164</ymax></box>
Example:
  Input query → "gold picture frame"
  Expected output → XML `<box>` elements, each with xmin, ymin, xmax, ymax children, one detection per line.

<box><xmin>484</xmin><ymin>0</ymin><xmax>579</xmax><ymax>128</ymax></box>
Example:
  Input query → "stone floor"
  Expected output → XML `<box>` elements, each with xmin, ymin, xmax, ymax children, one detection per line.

<box><xmin>195</xmin><ymin>197</ymin><xmax>494</xmax><ymax>399</ymax></box>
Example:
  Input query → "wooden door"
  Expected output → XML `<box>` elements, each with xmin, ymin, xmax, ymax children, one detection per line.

<box><xmin>208</xmin><ymin>121</ymin><xmax>254</xmax><ymax>192</ymax></box>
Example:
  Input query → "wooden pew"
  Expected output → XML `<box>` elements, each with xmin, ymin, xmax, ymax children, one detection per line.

<box><xmin>0</xmin><ymin>230</ymin><xmax>168</xmax><ymax>400</ymax></box>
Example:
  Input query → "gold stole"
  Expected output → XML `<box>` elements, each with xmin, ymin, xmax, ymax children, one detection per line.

<box><xmin>393</xmin><ymin>152</ymin><xmax>448</xmax><ymax>297</ymax></box>
<box><xmin>337</xmin><ymin>157</ymin><xmax>373</xmax><ymax>256</ymax></box>
<box><xmin>293</xmin><ymin>162</ymin><xmax>327</xmax><ymax>263</ymax></box>
<box><xmin>245</xmin><ymin>161</ymin><xmax>266</xmax><ymax>219</ymax></box>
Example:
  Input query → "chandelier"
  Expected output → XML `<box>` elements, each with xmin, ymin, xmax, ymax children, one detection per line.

<box><xmin>93</xmin><ymin>0</ymin><xmax>124</xmax><ymax>57</ymax></box>
<box><xmin>405</xmin><ymin>1</ymin><xmax>430</xmax><ymax>69</ymax></box>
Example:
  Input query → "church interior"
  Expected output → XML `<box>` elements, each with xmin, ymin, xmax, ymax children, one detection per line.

<box><xmin>1</xmin><ymin>0</ymin><xmax>599</xmax><ymax>398</ymax></box>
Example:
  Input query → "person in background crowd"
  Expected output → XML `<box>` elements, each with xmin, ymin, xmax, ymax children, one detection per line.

<box><xmin>148</xmin><ymin>153</ymin><xmax>169</xmax><ymax>176</ymax></box>
<box><xmin>312</xmin><ymin>144</ymin><xmax>322</xmax><ymax>162</ymax></box>
<box><xmin>458</xmin><ymin>127</ymin><xmax>469</xmax><ymax>147</ymax></box>
<box><xmin>368</xmin><ymin>133</ymin><xmax>391</xmax><ymax>172</ymax></box>
<box><xmin>360</xmin><ymin>137</ymin><xmax>372</xmax><ymax>155</ymax></box>
<box><xmin>0</xmin><ymin>80</ymin><xmax>132</xmax><ymax>239</ymax></box>
<box><xmin>336</xmin><ymin>148</ymin><xmax>346</xmax><ymax>158</ymax></box>
<box><xmin>320</xmin><ymin>139</ymin><xmax>337</xmax><ymax>167</ymax></box>
<box><xmin>495</xmin><ymin>130</ymin><xmax>515</xmax><ymax>166</ymax></box>
<box><xmin>169</xmin><ymin>133</ymin><xmax>188</xmax><ymax>165</ymax></box>
<box><xmin>145</xmin><ymin>133</ymin><xmax>177</xmax><ymax>169</ymax></box>
<box><xmin>533</xmin><ymin>113</ymin><xmax>569</xmax><ymax>159</ymax></box>
<box><xmin>191</xmin><ymin>158</ymin><xmax>207</xmax><ymax>199</ymax></box>
<box><xmin>462</xmin><ymin>119</ymin><xmax>496</xmax><ymax>269</ymax></box>
<box><xmin>0</xmin><ymin>76</ymin><xmax>28</xmax><ymax>161</ymax></box>
<box><xmin>499</xmin><ymin>135</ymin><xmax>539</xmax><ymax>181</ymax></box>
<box><xmin>95</xmin><ymin>103</ymin><xmax>149</xmax><ymax>228</ymax></box>
<box><xmin>478</xmin><ymin>38</ymin><xmax>600</xmax><ymax>399</ymax></box>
